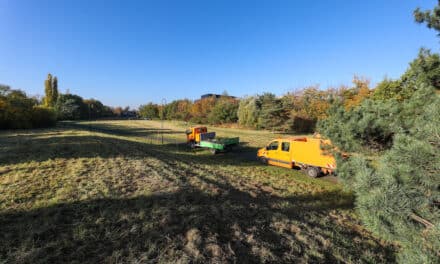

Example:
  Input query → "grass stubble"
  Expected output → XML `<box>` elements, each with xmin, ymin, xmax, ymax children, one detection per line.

<box><xmin>0</xmin><ymin>120</ymin><xmax>396</xmax><ymax>263</ymax></box>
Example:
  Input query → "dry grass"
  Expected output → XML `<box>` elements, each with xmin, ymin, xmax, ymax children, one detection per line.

<box><xmin>0</xmin><ymin>120</ymin><xmax>396</xmax><ymax>263</ymax></box>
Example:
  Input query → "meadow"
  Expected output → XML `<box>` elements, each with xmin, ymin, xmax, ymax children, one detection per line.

<box><xmin>0</xmin><ymin>120</ymin><xmax>396</xmax><ymax>263</ymax></box>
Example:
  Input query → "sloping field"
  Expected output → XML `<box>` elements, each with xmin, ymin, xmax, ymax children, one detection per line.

<box><xmin>0</xmin><ymin>120</ymin><xmax>396</xmax><ymax>263</ymax></box>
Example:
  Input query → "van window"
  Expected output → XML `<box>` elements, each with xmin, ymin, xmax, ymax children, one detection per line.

<box><xmin>268</xmin><ymin>141</ymin><xmax>279</xmax><ymax>150</ymax></box>
<box><xmin>281</xmin><ymin>142</ymin><xmax>290</xmax><ymax>152</ymax></box>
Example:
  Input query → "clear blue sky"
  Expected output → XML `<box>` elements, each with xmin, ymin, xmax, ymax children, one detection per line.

<box><xmin>1</xmin><ymin>0</ymin><xmax>438</xmax><ymax>108</ymax></box>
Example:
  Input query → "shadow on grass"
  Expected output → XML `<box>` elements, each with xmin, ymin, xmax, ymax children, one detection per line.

<box><xmin>0</xmin><ymin>126</ymin><xmax>396</xmax><ymax>263</ymax></box>
<box><xmin>61</xmin><ymin>121</ymin><xmax>182</xmax><ymax>137</ymax></box>
<box><xmin>0</xmin><ymin>180</ymin><xmax>395</xmax><ymax>263</ymax></box>
<box><xmin>0</xmin><ymin>127</ymin><xmax>260</xmax><ymax>168</ymax></box>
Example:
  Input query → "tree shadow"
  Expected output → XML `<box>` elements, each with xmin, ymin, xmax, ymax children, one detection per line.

<box><xmin>0</xmin><ymin>175</ymin><xmax>395</xmax><ymax>263</ymax></box>
<box><xmin>61</xmin><ymin>121</ymin><xmax>182</xmax><ymax>137</ymax></box>
<box><xmin>0</xmin><ymin>126</ymin><xmax>396</xmax><ymax>263</ymax></box>
<box><xmin>0</xmin><ymin>129</ymin><xmax>259</xmax><ymax>168</ymax></box>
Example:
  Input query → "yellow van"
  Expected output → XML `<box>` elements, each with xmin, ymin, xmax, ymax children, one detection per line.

<box><xmin>257</xmin><ymin>137</ymin><xmax>336</xmax><ymax>177</ymax></box>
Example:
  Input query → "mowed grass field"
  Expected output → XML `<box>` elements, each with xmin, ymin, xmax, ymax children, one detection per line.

<box><xmin>0</xmin><ymin>120</ymin><xmax>396</xmax><ymax>263</ymax></box>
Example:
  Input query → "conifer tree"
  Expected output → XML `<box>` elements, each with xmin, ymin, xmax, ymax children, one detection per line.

<box><xmin>317</xmin><ymin>3</ymin><xmax>440</xmax><ymax>261</ymax></box>
<box><xmin>414</xmin><ymin>1</ymin><xmax>440</xmax><ymax>35</ymax></box>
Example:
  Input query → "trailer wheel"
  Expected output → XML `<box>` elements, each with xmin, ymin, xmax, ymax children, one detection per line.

<box><xmin>210</xmin><ymin>148</ymin><xmax>218</xmax><ymax>155</ymax></box>
<box><xmin>305</xmin><ymin>167</ymin><xmax>320</xmax><ymax>178</ymax></box>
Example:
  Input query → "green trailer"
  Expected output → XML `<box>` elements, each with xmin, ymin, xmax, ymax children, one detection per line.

<box><xmin>197</xmin><ymin>137</ymin><xmax>240</xmax><ymax>154</ymax></box>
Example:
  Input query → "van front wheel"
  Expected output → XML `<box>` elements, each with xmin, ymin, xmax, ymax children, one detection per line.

<box><xmin>305</xmin><ymin>167</ymin><xmax>320</xmax><ymax>178</ymax></box>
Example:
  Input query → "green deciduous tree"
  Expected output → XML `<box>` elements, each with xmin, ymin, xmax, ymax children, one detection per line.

<box><xmin>256</xmin><ymin>93</ymin><xmax>286</xmax><ymax>130</ymax></box>
<box><xmin>55</xmin><ymin>94</ymin><xmax>87</xmax><ymax>120</ymax></box>
<box><xmin>208</xmin><ymin>98</ymin><xmax>239</xmax><ymax>124</ymax></box>
<box><xmin>237</xmin><ymin>96</ymin><xmax>260</xmax><ymax>128</ymax></box>
<box><xmin>139</xmin><ymin>103</ymin><xmax>159</xmax><ymax>119</ymax></box>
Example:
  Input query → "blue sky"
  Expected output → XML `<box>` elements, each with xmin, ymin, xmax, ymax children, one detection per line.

<box><xmin>1</xmin><ymin>0</ymin><xmax>438</xmax><ymax>108</ymax></box>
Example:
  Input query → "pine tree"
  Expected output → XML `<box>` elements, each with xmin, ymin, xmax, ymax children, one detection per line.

<box><xmin>319</xmin><ymin>84</ymin><xmax>440</xmax><ymax>263</ymax></box>
<box><xmin>414</xmin><ymin>1</ymin><xmax>440</xmax><ymax>35</ymax></box>
<box><xmin>44</xmin><ymin>74</ymin><xmax>53</xmax><ymax>107</ymax></box>
<box><xmin>317</xmin><ymin>4</ymin><xmax>440</xmax><ymax>261</ymax></box>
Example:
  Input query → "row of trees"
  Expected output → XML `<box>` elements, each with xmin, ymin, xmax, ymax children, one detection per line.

<box><xmin>0</xmin><ymin>74</ymin><xmax>130</xmax><ymax>129</ymax></box>
<box><xmin>318</xmin><ymin>4</ymin><xmax>440</xmax><ymax>263</ymax></box>
<box><xmin>139</xmin><ymin>96</ymin><xmax>240</xmax><ymax>125</ymax></box>
<box><xmin>139</xmin><ymin>78</ymin><xmax>372</xmax><ymax>133</ymax></box>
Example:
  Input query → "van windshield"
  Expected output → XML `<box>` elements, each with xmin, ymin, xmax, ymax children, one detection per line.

<box><xmin>267</xmin><ymin>141</ymin><xmax>279</xmax><ymax>150</ymax></box>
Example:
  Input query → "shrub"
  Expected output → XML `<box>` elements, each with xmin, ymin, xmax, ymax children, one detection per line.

<box><xmin>286</xmin><ymin>116</ymin><xmax>316</xmax><ymax>133</ymax></box>
<box><xmin>31</xmin><ymin>106</ymin><xmax>57</xmax><ymax>128</ymax></box>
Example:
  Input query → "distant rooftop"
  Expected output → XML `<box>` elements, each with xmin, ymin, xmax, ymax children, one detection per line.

<box><xmin>200</xmin><ymin>93</ymin><xmax>236</xmax><ymax>99</ymax></box>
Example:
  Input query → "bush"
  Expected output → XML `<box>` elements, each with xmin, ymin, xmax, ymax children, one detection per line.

<box><xmin>31</xmin><ymin>106</ymin><xmax>57</xmax><ymax>128</ymax></box>
<box><xmin>208</xmin><ymin>98</ymin><xmax>239</xmax><ymax>124</ymax></box>
<box><xmin>286</xmin><ymin>116</ymin><xmax>316</xmax><ymax>133</ymax></box>
<box><xmin>55</xmin><ymin>94</ymin><xmax>87</xmax><ymax>120</ymax></box>
<box><xmin>0</xmin><ymin>88</ymin><xmax>34</xmax><ymax>129</ymax></box>
<box><xmin>0</xmin><ymin>86</ymin><xmax>56</xmax><ymax>129</ymax></box>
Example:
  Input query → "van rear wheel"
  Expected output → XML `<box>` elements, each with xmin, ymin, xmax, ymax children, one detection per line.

<box><xmin>305</xmin><ymin>167</ymin><xmax>320</xmax><ymax>178</ymax></box>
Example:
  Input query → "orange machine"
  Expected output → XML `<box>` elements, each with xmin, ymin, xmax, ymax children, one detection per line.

<box><xmin>185</xmin><ymin>126</ymin><xmax>239</xmax><ymax>153</ymax></box>
<box><xmin>186</xmin><ymin>126</ymin><xmax>208</xmax><ymax>143</ymax></box>
<box><xmin>257</xmin><ymin>137</ymin><xmax>336</xmax><ymax>178</ymax></box>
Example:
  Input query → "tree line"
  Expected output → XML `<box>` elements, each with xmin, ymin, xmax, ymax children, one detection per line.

<box><xmin>139</xmin><ymin>76</ymin><xmax>375</xmax><ymax>133</ymax></box>
<box><xmin>1</xmin><ymin>74</ymin><xmax>132</xmax><ymax>129</ymax></box>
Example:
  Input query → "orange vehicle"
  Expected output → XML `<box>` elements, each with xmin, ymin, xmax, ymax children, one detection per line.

<box><xmin>186</xmin><ymin>126</ymin><xmax>211</xmax><ymax>145</ymax></box>
<box><xmin>257</xmin><ymin>137</ymin><xmax>336</xmax><ymax>178</ymax></box>
<box><xmin>185</xmin><ymin>126</ymin><xmax>239</xmax><ymax>153</ymax></box>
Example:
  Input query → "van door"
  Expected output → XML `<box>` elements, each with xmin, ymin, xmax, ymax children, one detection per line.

<box><xmin>266</xmin><ymin>140</ymin><xmax>293</xmax><ymax>168</ymax></box>
<box><xmin>278</xmin><ymin>141</ymin><xmax>293</xmax><ymax>168</ymax></box>
<box><xmin>265</xmin><ymin>140</ymin><xmax>279</xmax><ymax>166</ymax></box>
